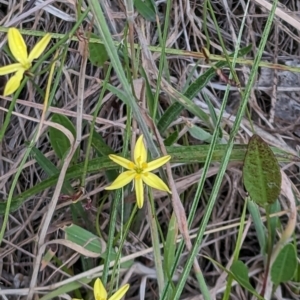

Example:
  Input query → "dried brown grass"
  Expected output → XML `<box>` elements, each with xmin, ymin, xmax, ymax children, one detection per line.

<box><xmin>0</xmin><ymin>0</ymin><xmax>300</xmax><ymax>299</ymax></box>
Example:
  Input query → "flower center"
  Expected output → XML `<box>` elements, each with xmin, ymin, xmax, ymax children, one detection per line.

<box><xmin>135</xmin><ymin>167</ymin><xmax>143</xmax><ymax>174</ymax></box>
<box><xmin>134</xmin><ymin>161</ymin><xmax>148</xmax><ymax>174</ymax></box>
<box><xmin>22</xmin><ymin>61</ymin><xmax>31</xmax><ymax>70</ymax></box>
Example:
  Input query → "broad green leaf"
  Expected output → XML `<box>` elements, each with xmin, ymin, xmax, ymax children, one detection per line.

<box><xmin>49</xmin><ymin>114</ymin><xmax>78</xmax><ymax>162</ymax></box>
<box><xmin>134</xmin><ymin>0</ymin><xmax>157</xmax><ymax>22</ymax></box>
<box><xmin>88</xmin><ymin>33</ymin><xmax>109</xmax><ymax>67</ymax></box>
<box><xmin>293</xmin><ymin>262</ymin><xmax>300</xmax><ymax>282</ymax></box>
<box><xmin>271</xmin><ymin>243</ymin><xmax>297</xmax><ymax>285</ymax></box>
<box><xmin>243</xmin><ymin>134</ymin><xmax>281</xmax><ymax>206</ymax></box>
<box><xmin>164</xmin><ymin>131</ymin><xmax>178</xmax><ymax>146</ymax></box>
<box><xmin>230</xmin><ymin>260</ymin><xmax>256</xmax><ymax>293</ymax></box>
<box><xmin>188</xmin><ymin>124</ymin><xmax>212</xmax><ymax>142</ymax></box>
<box><xmin>64</xmin><ymin>224</ymin><xmax>106</xmax><ymax>255</ymax></box>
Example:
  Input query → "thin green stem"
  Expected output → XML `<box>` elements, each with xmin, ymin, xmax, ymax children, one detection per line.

<box><xmin>260</xmin><ymin>205</ymin><xmax>273</xmax><ymax>297</ymax></box>
<box><xmin>148</xmin><ymin>190</ymin><xmax>165</xmax><ymax>295</ymax></box>
<box><xmin>222</xmin><ymin>198</ymin><xmax>248</xmax><ymax>300</ymax></box>
<box><xmin>152</xmin><ymin>0</ymin><xmax>172</xmax><ymax>120</ymax></box>
<box><xmin>124</xmin><ymin>0</ymin><xmax>137</xmax><ymax>79</ymax></box>
<box><xmin>80</xmin><ymin>65</ymin><xmax>112</xmax><ymax>186</ymax></box>
<box><xmin>203</xmin><ymin>0</ymin><xmax>210</xmax><ymax>49</ymax></box>
<box><xmin>109</xmin><ymin>204</ymin><xmax>138</xmax><ymax>295</ymax></box>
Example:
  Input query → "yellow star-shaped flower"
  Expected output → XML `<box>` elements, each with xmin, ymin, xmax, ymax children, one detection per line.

<box><xmin>0</xmin><ymin>27</ymin><xmax>51</xmax><ymax>96</ymax></box>
<box><xmin>105</xmin><ymin>135</ymin><xmax>172</xmax><ymax>208</ymax></box>
<box><xmin>94</xmin><ymin>278</ymin><xmax>129</xmax><ymax>300</ymax></box>
<box><xmin>73</xmin><ymin>278</ymin><xmax>129</xmax><ymax>300</ymax></box>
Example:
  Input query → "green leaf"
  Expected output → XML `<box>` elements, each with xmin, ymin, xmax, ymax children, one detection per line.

<box><xmin>230</xmin><ymin>260</ymin><xmax>257</xmax><ymax>294</ymax></box>
<box><xmin>202</xmin><ymin>256</ymin><xmax>264</xmax><ymax>299</ymax></box>
<box><xmin>64</xmin><ymin>224</ymin><xmax>106</xmax><ymax>255</ymax></box>
<box><xmin>243</xmin><ymin>134</ymin><xmax>281</xmax><ymax>206</ymax></box>
<box><xmin>49</xmin><ymin>113</ymin><xmax>78</xmax><ymax>162</ymax></box>
<box><xmin>91</xmin><ymin>130</ymin><xmax>114</xmax><ymax>156</ymax></box>
<box><xmin>30</xmin><ymin>146</ymin><xmax>74</xmax><ymax>195</ymax></box>
<box><xmin>70</xmin><ymin>202</ymin><xmax>93</xmax><ymax>233</ymax></box>
<box><xmin>107</xmin><ymin>83</ymin><xmax>129</xmax><ymax>105</ymax></box>
<box><xmin>164</xmin><ymin>131</ymin><xmax>178</xmax><ymax>146</ymax></box>
<box><xmin>157</xmin><ymin>45</ymin><xmax>252</xmax><ymax>133</ymax></box>
<box><xmin>134</xmin><ymin>0</ymin><xmax>157</xmax><ymax>22</ymax></box>
<box><xmin>163</xmin><ymin>213</ymin><xmax>178</xmax><ymax>297</ymax></box>
<box><xmin>140</xmin><ymin>66</ymin><xmax>155</xmax><ymax>117</ymax></box>
<box><xmin>39</xmin><ymin>277</ymin><xmax>92</xmax><ymax>300</ymax></box>
<box><xmin>294</xmin><ymin>262</ymin><xmax>300</xmax><ymax>283</ymax></box>
<box><xmin>157</xmin><ymin>102</ymin><xmax>185</xmax><ymax>133</ymax></box>
<box><xmin>269</xmin><ymin>200</ymin><xmax>280</xmax><ymax>247</ymax></box>
<box><xmin>203</xmin><ymin>92</ymin><xmax>222</xmax><ymax>138</ymax></box>
<box><xmin>247</xmin><ymin>200</ymin><xmax>266</xmax><ymax>253</ymax></box>
<box><xmin>188</xmin><ymin>124</ymin><xmax>212</xmax><ymax>142</ymax></box>
<box><xmin>271</xmin><ymin>243</ymin><xmax>297</xmax><ymax>285</ymax></box>
<box><xmin>102</xmin><ymin>247</ymin><xmax>134</xmax><ymax>269</ymax></box>
<box><xmin>31</xmin><ymin>146</ymin><xmax>59</xmax><ymax>175</ymax></box>
<box><xmin>164</xmin><ymin>213</ymin><xmax>178</xmax><ymax>275</ymax></box>
<box><xmin>88</xmin><ymin>33</ymin><xmax>109</xmax><ymax>67</ymax></box>
<box><xmin>91</xmin><ymin>129</ymin><xmax>118</xmax><ymax>182</ymax></box>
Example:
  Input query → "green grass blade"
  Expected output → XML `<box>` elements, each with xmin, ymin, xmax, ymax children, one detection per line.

<box><xmin>223</xmin><ymin>198</ymin><xmax>248</xmax><ymax>300</ymax></box>
<box><xmin>88</xmin><ymin>0</ymin><xmax>159</xmax><ymax>157</ymax></box>
<box><xmin>247</xmin><ymin>200</ymin><xmax>267</xmax><ymax>252</ymax></box>
<box><xmin>31</xmin><ymin>146</ymin><xmax>74</xmax><ymax>195</ymax></box>
<box><xmin>157</xmin><ymin>45</ymin><xmax>252</xmax><ymax>133</ymax></box>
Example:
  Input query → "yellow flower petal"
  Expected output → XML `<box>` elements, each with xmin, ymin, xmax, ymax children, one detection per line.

<box><xmin>142</xmin><ymin>172</ymin><xmax>171</xmax><ymax>193</ymax></box>
<box><xmin>8</xmin><ymin>28</ymin><xmax>28</xmax><ymax>66</ymax></box>
<box><xmin>0</xmin><ymin>63</ymin><xmax>23</xmax><ymax>76</ymax></box>
<box><xmin>105</xmin><ymin>170</ymin><xmax>135</xmax><ymax>190</ymax></box>
<box><xmin>108</xmin><ymin>284</ymin><xmax>130</xmax><ymax>300</ymax></box>
<box><xmin>134</xmin><ymin>135</ymin><xmax>147</xmax><ymax>167</ymax></box>
<box><xmin>109</xmin><ymin>154</ymin><xmax>134</xmax><ymax>170</ymax></box>
<box><xmin>94</xmin><ymin>278</ymin><xmax>107</xmax><ymax>300</ymax></box>
<box><xmin>28</xmin><ymin>33</ymin><xmax>51</xmax><ymax>62</ymax></box>
<box><xmin>4</xmin><ymin>69</ymin><xmax>25</xmax><ymax>96</ymax></box>
<box><xmin>135</xmin><ymin>176</ymin><xmax>144</xmax><ymax>208</ymax></box>
<box><xmin>144</xmin><ymin>155</ymin><xmax>171</xmax><ymax>172</ymax></box>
